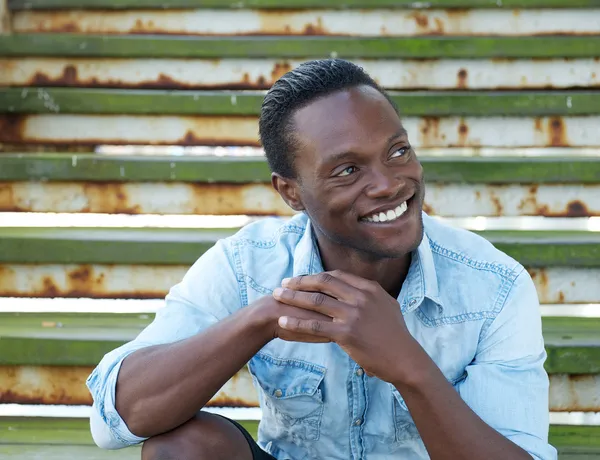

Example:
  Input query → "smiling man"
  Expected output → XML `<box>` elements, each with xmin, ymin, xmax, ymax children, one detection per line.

<box><xmin>87</xmin><ymin>59</ymin><xmax>557</xmax><ymax>460</ymax></box>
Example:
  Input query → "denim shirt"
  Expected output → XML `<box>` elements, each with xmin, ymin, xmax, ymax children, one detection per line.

<box><xmin>87</xmin><ymin>212</ymin><xmax>557</xmax><ymax>460</ymax></box>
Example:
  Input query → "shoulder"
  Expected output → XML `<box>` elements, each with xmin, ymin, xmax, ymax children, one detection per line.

<box><xmin>423</xmin><ymin>213</ymin><xmax>524</xmax><ymax>280</ymax></box>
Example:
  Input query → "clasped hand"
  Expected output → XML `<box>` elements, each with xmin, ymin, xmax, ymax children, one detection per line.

<box><xmin>272</xmin><ymin>270</ymin><xmax>418</xmax><ymax>385</ymax></box>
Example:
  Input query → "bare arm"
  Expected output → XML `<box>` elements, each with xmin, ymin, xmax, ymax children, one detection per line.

<box><xmin>116</xmin><ymin>297</ymin><xmax>332</xmax><ymax>438</ymax></box>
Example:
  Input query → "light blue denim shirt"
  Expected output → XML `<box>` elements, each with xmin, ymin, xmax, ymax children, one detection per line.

<box><xmin>87</xmin><ymin>212</ymin><xmax>557</xmax><ymax>460</ymax></box>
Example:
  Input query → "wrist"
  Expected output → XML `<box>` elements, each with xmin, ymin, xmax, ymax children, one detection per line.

<box><xmin>242</xmin><ymin>299</ymin><xmax>278</xmax><ymax>343</ymax></box>
<box><xmin>389</xmin><ymin>338</ymin><xmax>438</xmax><ymax>390</ymax></box>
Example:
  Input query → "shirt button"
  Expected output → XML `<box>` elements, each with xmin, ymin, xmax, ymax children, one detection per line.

<box><xmin>354</xmin><ymin>418</ymin><xmax>362</xmax><ymax>426</ymax></box>
<box><xmin>356</xmin><ymin>368</ymin><xmax>364</xmax><ymax>377</ymax></box>
<box><xmin>409</xmin><ymin>299</ymin><xmax>417</xmax><ymax>307</ymax></box>
<box><xmin>274</xmin><ymin>389</ymin><xmax>283</xmax><ymax>397</ymax></box>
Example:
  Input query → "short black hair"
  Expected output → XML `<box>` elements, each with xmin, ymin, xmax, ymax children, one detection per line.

<box><xmin>259</xmin><ymin>59</ymin><xmax>397</xmax><ymax>178</ymax></box>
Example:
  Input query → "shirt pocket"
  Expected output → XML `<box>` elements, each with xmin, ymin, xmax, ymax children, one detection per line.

<box><xmin>391</xmin><ymin>371</ymin><xmax>467</xmax><ymax>443</ymax></box>
<box><xmin>248</xmin><ymin>352</ymin><xmax>326</xmax><ymax>441</ymax></box>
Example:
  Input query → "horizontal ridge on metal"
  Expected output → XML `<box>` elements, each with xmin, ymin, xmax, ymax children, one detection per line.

<box><xmin>2</xmin><ymin>154</ymin><xmax>600</xmax><ymax>184</ymax></box>
<box><xmin>8</xmin><ymin>0</ymin><xmax>600</xmax><ymax>9</ymax></box>
<box><xmin>2</xmin><ymin>35</ymin><xmax>600</xmax><ymax>58</ymax></box>
<box><xmin>0</xmin><ymin>227</ymin><xmax>599</xmax><ymax>266</ymax></box>
<box><xmin>3</xmin><ymin>89</ymin><xmax>600</xmax><ymax>116</ymax></box>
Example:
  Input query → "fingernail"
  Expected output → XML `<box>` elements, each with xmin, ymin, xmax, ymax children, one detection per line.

<box><xmin>278</xmin><ymin>316</ymin><xmax>288</xmax><ymax>328</ymax></box>
<box><xmin>281</xmin><ymin>277</ymin><xmax>291</xmax><ymax>287</ymax></box>
<box><xmin>273</xmin><ymin>287</ymin><xmax>283</xmax><ymax>298</ymax></box>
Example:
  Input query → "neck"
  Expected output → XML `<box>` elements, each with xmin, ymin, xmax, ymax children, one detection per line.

<box><xmin>315</xmin><ymin>235</ymin><xmax>411</xmax><ymax>299</ymax></box>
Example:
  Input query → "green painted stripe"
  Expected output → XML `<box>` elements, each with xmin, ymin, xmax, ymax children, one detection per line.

<box><xmin>2</xmin><ymin>154</ymin><xmax>600</xmax><ymax>184</ymax></box>
<box><xmin>1</xmin><ymin>313</ymin><xmax>599</xmax><ymax>373</ymax></box>
<box><xmin>8</xmin><ymin>0</ymin><xmax>600</xmax><ymax>9</ymax></box>
<box><xmin>3</xmin><ymin>88</ymin><xmax>600</xmax><ymax>117</ymax></box>
<box><xmin>0</xmin><ymin>227</ymin><xmax>598</xmax><ymax>266</ymax></box>
<box><xmin>2</xmin><ymin>35</ymin><xmax>599</xmax><ymax>58</ymax></box>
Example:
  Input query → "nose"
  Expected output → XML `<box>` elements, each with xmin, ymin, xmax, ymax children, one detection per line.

<box><xmin>364</xmin><ymin>166</ymin><xmax>404</xmax><ymax>199</ymax></box>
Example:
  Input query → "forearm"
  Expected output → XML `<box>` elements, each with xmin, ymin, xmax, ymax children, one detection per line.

<box><xmin>115</xmin><ymin>305</ymin><xmax>270</xmax><ymax>438</ymax></box>
<box><xmin>393</xmin><ymin>341</ymin><xmax>531</xmax><ymax>460</ymax></box>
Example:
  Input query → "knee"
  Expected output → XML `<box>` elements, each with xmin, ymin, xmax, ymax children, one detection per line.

<box><xmin>141</xmin><ymin>412</ymin><xmax>252</xmax><ymax>460</ymax></box>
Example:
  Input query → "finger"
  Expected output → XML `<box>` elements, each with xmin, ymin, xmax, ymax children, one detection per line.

<box><xmin>326</xmin><ymin>270</ymin><xmax>375</xmax><ymax>291</ymax></box>
<box><xmin>282</xmin><ymin>272</ymin><xmax>357</xmax><ymax>302</ymax></box>
<box><xmin>278</xmin><ymin>316</ymin><xmax>339</xmax><ymax>339</ymax></box>
<box><xmin>273</xmin><ymin>287</ymin><xmax>345</xmax><ymax>317</ymax></box>
<box><xmin>277</xmin><ymin>332</ymin><xmax>332</xmax><ymax>344</ymax></box>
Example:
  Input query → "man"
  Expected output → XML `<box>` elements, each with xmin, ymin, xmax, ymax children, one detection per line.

<box><xmin>88</xmin><ymin>59</ymin><xmax>557</xmax><ymax>460</ymax></box>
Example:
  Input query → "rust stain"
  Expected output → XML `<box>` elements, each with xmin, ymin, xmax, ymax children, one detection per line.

<box><xmin>457</xmin><ymin>119</ymin><xmax>469</xmax><ymax>145</ymax></box>
<box><xmin>422</xmin><ymin>202</ymin><xmax>433</xmax><ymax>214</ymax></box>
<box><xmin>558</xmin><ymin>291</ymin><xmax>565</xmax><ymax>303</ymax></box>
<box><xmin>548</xmin><ymin>117</ymin><xmax>568</xmax><ymax>147</ymax></box>
<box><xmin>488</xmin><ymin>190</ymin><xmax>504</xmax><ymax>216</ymax></box>
<box><xmin>457</xmin><ymin>68</ymin><xmax>468</xmax><ymax>89</ymax></box>
<box><xmin>565</xmin><ymin>200</ymin><xmax>591</xmax><ymax>218</ymax></box>
<box><xmin>31</xmin><ymin>65</ymin><xmax>78</xmax><ymax>86</ymax></box>
<box><xmin>529</xmin><ymin>268</ymin><xmax>549</xmax><ymax>303</ymax></box>
<box><xmin>419</xmin><ymin>117</ymin><xmax>441</xmax><ymax>147</ymax></box>
<box><xmin>303</xmin><ymin>17</ymin><xmax>325</xmax><ymax>35</ymax></box>
<box><xmin>271</xmin><ymin>61</ymin><xmax>292</xmax><ymax>82</ymax></box>
<box><xmin>0</xmin><ymin>116</ymin><xmax>26</xmax><ymax>143</ymax></box>
<box><xmin>433</xmin><ymin>18</ymin><xmax>445</xmax><ymax>34</ymax></box>
<box><xmin>409</xmin><ymin>11</ymin><xmax>429</xmax><ymax>31</ymax></box>
<box><xmin>205</xmin><ymin>397</ymin><xmax>256</xmax><ymax>408</ymax></box>
<box><xmin>534</xmin><ymin>117</ymin><xmax>544</xmax><ymax>133</ymax></box>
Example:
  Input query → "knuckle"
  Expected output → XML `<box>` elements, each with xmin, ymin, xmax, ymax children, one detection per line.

<box><xmin>318</xmin><ymin>272</ymin><xmax>334</xmax><ymax>284</ymax></box>
<box><xmin>309</xmin><ymin>320</ymin><xmax>322</xmax><ymax>333</ymax></box>
<box><xmin>330</xmin><ymin>269</ymin><xmax>344</xmax><ymax>277</ymax></box>
<box><xmin>312</xmin><ymin>292</ymin><xmax>326</xmax><ymax>306</ymax></box>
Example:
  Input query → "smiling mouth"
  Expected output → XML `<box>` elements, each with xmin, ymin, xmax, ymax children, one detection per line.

<box><xmin>360</xmin><ymin>199</ymin><xmax>411</xmax><ymax>223</ymax></box>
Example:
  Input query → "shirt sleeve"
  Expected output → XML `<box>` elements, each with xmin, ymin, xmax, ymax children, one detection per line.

<box><xmin>455</xmin><ymin>268</ymin><xmax>558</xmax><ymax>460</ymax></box>
<box><xmin>86</xmin><ymin>239</ymin><xmax>242</xmax><ymax>449</ymax></box>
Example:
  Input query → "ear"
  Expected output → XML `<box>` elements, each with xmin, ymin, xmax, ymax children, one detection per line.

<box><xmin>271</xmin><ymin>173</ymin><xmax>305</xmax><ymax>212</ymax></box>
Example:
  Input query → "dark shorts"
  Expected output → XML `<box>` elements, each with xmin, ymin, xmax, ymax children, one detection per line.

<box><xmin>216</xmin><ymin>414</ymin><xmax>276</xmax><ymax>460</ymax></box>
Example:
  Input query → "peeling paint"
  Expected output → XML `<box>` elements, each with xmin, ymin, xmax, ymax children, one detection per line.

<box><xmin>11</xmin><ymin>9</ymin><xmax>600</xmax><ymax>37</ymax></box>
<box><xmin>2</xmin><ymin>58</ymin><xmax>599</xmax><ymax>90</ymax></box>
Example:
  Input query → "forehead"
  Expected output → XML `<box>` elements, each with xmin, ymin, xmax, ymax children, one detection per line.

<box><xmin>291</xmin><ymin>85</ymin><xmax>402</xmax><ymax>155</ymax></box>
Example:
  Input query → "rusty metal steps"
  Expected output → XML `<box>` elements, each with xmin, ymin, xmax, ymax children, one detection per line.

<box><xmin>1</xmin><ymin>227</ymin><xmax>599</xmax><ymax>266</ymax></box>
<box><xmin>0</xmin><ymin>312</ymin><xmax>598</xmax><ymax>374</ymax></box>
<box><xmin>2</xmin><ymin>34</ymin><xmax>600</xmax><ymax>59</ymax></box>
<box><xmin>6</xmin><ymin>0</ymin><xmax>600</xmax><ymax>9</ymax></box>
<box><xmin>3</xmin><ymin>88</ymin><xmax>600</xmax><ymax>116</ymax></box>
<box><xmin>2</xmin><ymin>153</ymin><xmax>600</xmax><ymax>183</ymax></box>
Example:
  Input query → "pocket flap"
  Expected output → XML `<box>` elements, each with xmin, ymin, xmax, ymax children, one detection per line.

<box><xmin>249</xmin><ymin>352</ymin><xmax>326</xmax><ymax>399</ymax></box>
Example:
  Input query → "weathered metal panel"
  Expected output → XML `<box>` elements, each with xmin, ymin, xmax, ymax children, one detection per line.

<box><xmin>11</xmin><ymin>9</ymin><xmax>600</xmax><ymax>36</ymax></box>
<box><xmin>530</xmin><ymin>268</ymin><xmax>600</xmax><ymax>304</ymax></box>
<box><xmin>423</xmin><ymin>184</ymin><xmax>600</xmax><ymax>218</ymax></box>
<box><xmin>549</xmin><ymin>374</ymin><xmax>600</xmax><ymax>412</ymax></box>
<box><xmin>1</xmin><ymin>263</ymin><xmax>597</xmax><ymax>303</ymax></box>
<box><xmin>2</xmin><ymin>182</ymin><xmax>599</xmax><ymax>217</ymax></box>
<box><xmin>0</xmin><ymin>365</ymin><xmax>259</xmax><ymax>407</ymax></box>
<box><xmin>2</xmin><ymin>58</ymin><xmax>599</xmax><ymax>90</ymax></box>
<box><xmin>0</xmin><ymin>264</ymin><xmax>188</xmax><ymax>298</ymax></box>
<box><xmin>1</xmin><ymin>114</ymin><xmax>598</xmax><ymax>147</ymax></box>
<box><xmin>0</xmin><ymin>365</ymin><xmax>597</xmax><ymax>411</ymax></box>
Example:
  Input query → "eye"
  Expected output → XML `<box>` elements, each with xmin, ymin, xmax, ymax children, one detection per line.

<box><xmin>390</xmin><ymin>147</ymin><xmax>408</xmax><ymax>158</ymax></box>
<box><xmin>336</xmin><ymin>166</ymin><xmax>358</xmax><ymax>177</ymax></box>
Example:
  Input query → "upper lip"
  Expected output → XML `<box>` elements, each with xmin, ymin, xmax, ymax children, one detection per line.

<box><xmin>361</xmin><ymin>195</ymin><xmax>413</xmax><ymax>218</ymax></box>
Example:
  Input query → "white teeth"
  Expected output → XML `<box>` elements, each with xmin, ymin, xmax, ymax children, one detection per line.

<box><xmin>363</xmin><ymin>201</ymin><xmax>408</xmax><ymax>223</ymax></box>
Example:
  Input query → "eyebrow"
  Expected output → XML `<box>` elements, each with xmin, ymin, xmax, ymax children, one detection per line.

<box><xmin>324</xmin><ymin>128</ymin><xmax>409</xmax><ymax>165</ymax></box>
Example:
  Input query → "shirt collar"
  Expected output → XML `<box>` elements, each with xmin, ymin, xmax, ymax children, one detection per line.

<box><xmin>292</xmin><ymin>215</ymin><xmax>324</xmax><ymax>277</ymax></box>
<box><xmin>293</xmin><ymin>215</ymin><xmax>443</xmax><ymax>312</ymax></box>
<box><xmin>399</xmin><ymin>230</ymin><xmax>443</xmax><ymax>314</ymax></box>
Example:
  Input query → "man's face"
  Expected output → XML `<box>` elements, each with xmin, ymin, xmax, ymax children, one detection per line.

<box><xmin>287</xmin><ymin>85</ymin><xmax>425</xmax><ymax>259</ymax></box>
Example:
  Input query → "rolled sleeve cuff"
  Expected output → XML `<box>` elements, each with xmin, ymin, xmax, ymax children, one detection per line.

<box><xmin>87</xmin><ymin>346</ymin><xmax>151</xmax><ymax>448</ymax></box>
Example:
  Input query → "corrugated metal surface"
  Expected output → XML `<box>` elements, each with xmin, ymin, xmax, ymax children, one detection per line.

<box><xmin>2</xmin><ymin>58</ymin><xmax>599</xmax><ymax>90</ymax></box>
<box><xmin>0</xmin><ymin>365</ymin><xmax>259</xmax><ymax>407</ymax></box>
<box><xmin>1</xmin><ymin>365</ymin><xmax>597</xmax><ymax>412</ymax></box>
<box><xmin>11</xmin><ymin>9</ymin><xmax>600</xmax><ymax>36</ymax></box>
<box><xmin>1</xmin><ymin>114</ymin><xmax>598</xmax><ymax>147</ymax></box>
<box><xmin>2</xmin><ymin>181</ymin><xmax>599</xmax><ymax>217</ymax></box>
<box><xmin>1</xmin><ymin>263</ymin><xmax>597</xmax><ymax>304</ymax></box>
